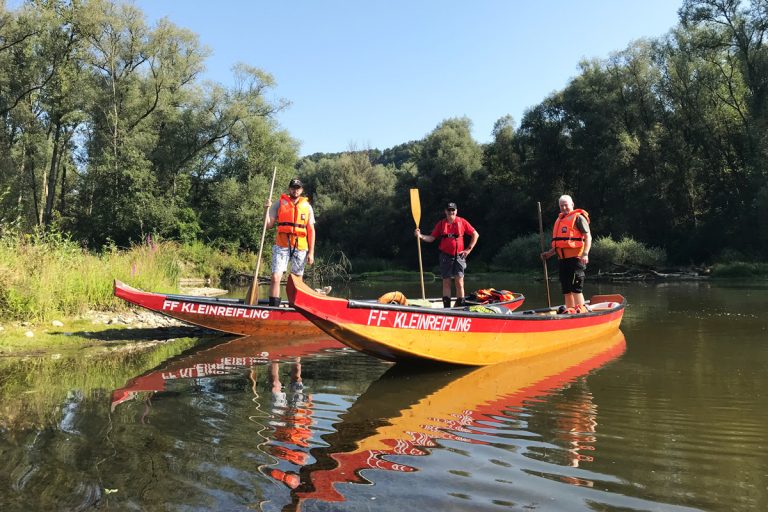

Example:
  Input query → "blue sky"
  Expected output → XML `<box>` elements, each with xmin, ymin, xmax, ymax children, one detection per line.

<box><xmin>21</xmin><ymin>0</ymin><xmax>684</xmax><ymax>155</ymax></box>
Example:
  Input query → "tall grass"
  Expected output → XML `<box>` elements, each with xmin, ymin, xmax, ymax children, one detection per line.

<box><xmin>0</xmin><ymin>231</ymin><xmax>183</xmax><ymax>321</ymax></box>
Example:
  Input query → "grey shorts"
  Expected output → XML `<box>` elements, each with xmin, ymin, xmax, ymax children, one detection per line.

<box><xmin>272</xmin><ymin>245</ymin><xmax>307</xmax><ymax>276</ymax></box>
<box><xmin>439</xmin><ymin>252</ymin><xmax>467</xmax><ymax>279</ymax></box>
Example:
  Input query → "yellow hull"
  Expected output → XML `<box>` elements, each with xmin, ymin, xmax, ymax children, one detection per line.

<box><xmin>318</xmin><ymin>315</ymin><xmax>623</xmax><ymax>365</ymax></box>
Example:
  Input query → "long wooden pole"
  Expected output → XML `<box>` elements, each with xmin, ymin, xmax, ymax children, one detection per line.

<box><xmin>410</xmin><ymin>188</ymin><xmax>426</xmax><ymax>300</ymax></box>
<box><xmin>246</xmin><ymin>166</ymin><xmax>278</xmax><ymax>305</ymax></box>
<box><xmin>537</xmin><ymin>201</ymin><xmax>552</xmax><ymax>308</ymax></box>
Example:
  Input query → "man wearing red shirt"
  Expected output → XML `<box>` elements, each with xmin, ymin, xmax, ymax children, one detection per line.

<box><xmin>415</xmin><ymin>202</ymin><xmax>480</xmax><ymax>308</ymax></box>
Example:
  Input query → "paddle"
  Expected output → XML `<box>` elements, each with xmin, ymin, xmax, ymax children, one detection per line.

<box><xmin>537</xmin><ymin>201</ymin><xmax>552</xmax><ymax>308</ymax></box>
<box><xmin>410</xmin><ymin>188</ymin><xmax>426</xmax><ymax>300</ymax></box>
<box><xmin>246</xmin><ymin>166</ymin><xmax>278</xmax><ymax>305</ymax></box>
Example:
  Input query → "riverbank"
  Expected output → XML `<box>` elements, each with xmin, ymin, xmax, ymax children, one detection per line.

<box><xmin>0</xmin><ymin>282</ymin><xmax>231</xmax><ymax>357</ymax></box>
<box><xmin>0</xmin><ymin>308</ymin><xmax>224</xmax><ymax>357</ymax></box>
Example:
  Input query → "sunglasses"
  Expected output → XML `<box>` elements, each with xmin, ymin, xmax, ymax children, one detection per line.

<box><xmin>446</xmin><ymin>208</ymin><xmax>456</xmax><ymax>212</ymax></box>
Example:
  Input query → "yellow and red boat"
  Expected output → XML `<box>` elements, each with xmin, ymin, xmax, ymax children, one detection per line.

<box><xmin>287</xmin><ymin>276</ymin><xmax>625</xmax><ymax>365</ymax></box>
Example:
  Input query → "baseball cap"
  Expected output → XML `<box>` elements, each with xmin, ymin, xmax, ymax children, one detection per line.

<box><xmin>289</xmin><ymin>178</ymin><xmax>303</xmax><ymax>188</ymax></box>
<box><xmin>446</xmin><ymin>202</ymin><xmax>457</xmax><ymax>210</ymax></box>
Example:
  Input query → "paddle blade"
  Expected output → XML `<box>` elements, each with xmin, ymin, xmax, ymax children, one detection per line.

<box><xmin>410</xmin><ymin>188</ymin><xmax>421</xmax><ymax>226</ymax></box>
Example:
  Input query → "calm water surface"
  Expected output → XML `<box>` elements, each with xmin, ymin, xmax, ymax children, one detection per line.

<box><xmin>1</xmin><ymin>279</ymin><xmax>767</xmax><ymax>511</ymax></box>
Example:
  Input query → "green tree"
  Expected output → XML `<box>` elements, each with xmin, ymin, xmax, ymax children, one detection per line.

<box><xmin>413</xmin><ymin>117</ymin><xmax>483</xmax><ymax>225</ymax></box>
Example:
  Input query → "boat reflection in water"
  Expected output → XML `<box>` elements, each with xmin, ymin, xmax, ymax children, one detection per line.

<box><xmin>110</xmin><ymin>335</ymin><xmax>344</xmax><ymax>410</ymax></box>
<box><xmin>271</xmin><ymin>330</ymin><xmax>627</xmax><ymax>508</ymax></box>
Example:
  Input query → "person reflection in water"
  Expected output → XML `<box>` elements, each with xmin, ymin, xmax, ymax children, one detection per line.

<box><xmin>264</xmin><ymin>359</ymin><xmax>312</xmax><ymax>490</ymax></box>
<box><xmin>553</xmin><ymin>384</ymin><xmax>597</xmax><ymax>487</ymax></box>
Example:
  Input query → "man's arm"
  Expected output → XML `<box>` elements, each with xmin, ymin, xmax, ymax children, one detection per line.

<box><xmin>306</xmin><ymin>220</ymin><xmax>315</xmax><ymax>265</ymax></box>
<box><xmin>581</xmin><ymin>229</ymin><xmax>592</xmax><ymax>262</ymax></box>
<box><xmin>416</xmin><ymin>228</ymin><xmax>436</xmax><ymax>242</ymax></box>
<box><xmin>460</xmin><ymin>230</ymin><xmax>479</xmax><ymax>257</ymax></box>
<box><xmin>265</xmin><ymin>201</ymin><xmax>279</xmax><ymax>229</ymax></box>
<box><xmin>416</xmin><ymin>221</ymin><xmax>439</xmax><ymax>243</ymax></box>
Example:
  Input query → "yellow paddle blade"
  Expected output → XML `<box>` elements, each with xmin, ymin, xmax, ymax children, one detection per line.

<box><xmin>410</xmin><ymin>188</ymin><xmax>421</xmax><ymax>227</ymax></box>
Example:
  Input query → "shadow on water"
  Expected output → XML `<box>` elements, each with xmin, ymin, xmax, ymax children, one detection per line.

<box><xmin>279</xmin><ymin>331</ymin><xmax>630</xmax><ymax>510</ymax></box>
<box><xmin>63</xmin><ymin>325</ymin><xmax>214</xmax><ymax>342</ymax></box>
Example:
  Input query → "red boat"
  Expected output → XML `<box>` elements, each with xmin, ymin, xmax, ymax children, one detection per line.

<box><xmin>114</xmin><ymin>279</ymin><xmax>523</xmax><ymax>338</ymax></box>
<box><xmin>114</xmin><ymin>279</ymin><xmax>321</xmax><ymax>336</ymax></box>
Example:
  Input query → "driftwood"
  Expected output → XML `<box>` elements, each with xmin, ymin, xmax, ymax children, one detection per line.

<box><xmin>594</xmin><ymin>265</ymin><xmax>710</xmax><ymax>281</ymax></box>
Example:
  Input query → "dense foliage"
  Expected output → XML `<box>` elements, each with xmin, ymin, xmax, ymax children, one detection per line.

<box><xmin>1</xmin><ymin>0</ymin><xmax>766</xmax><ymax>269</ymax></box>
<box><xmin>0</xmin><ymin>0</ymin><xmax>296</xmax><ymax>250</ymax></box>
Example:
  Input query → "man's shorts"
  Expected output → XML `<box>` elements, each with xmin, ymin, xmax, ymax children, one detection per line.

<box><xmin>272</xmin><ymin>245</ymin><xmax>307</xmax><ymax>276</ymax></box>
<box><xmin>439</xmin><ymin>252</ymin><xmax>467</xmax><ymax>279</ymax></box>
<box><xmin>559</xmin><ymin>257</ymin><xmax>585</xmax><ymax>294</ymax></box>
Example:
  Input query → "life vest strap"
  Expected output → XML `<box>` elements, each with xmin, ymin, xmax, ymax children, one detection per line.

<box><xmin>278</xmin><ymin>222</ymin><xmax>307</xmax><ymax>229</ymax></box>
<box><xmin>552</xmin><ymin>236</ymin><xmax>585</xmax><ymax>242</ymax></box>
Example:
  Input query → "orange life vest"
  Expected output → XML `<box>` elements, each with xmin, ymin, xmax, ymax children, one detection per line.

<box><xmin>473</xmin><ymin>288</ymin><xmax>515</xmax><ymax>303</ymax></box>
<box><xmin>276</xmin><ymin>194</ymin><xmax>311</xmax><ymax>250</ymax></box>
<box><xmin>551</xmin><ymin>209</ymin><xmax>590</xmax><ymax>258</ymax></box>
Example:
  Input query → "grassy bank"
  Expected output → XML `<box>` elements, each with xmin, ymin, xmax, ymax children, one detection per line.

<box><xmin>0</xmin><ymin>233</ymin><xmax>254</xmax><ymax>324</ymax></box>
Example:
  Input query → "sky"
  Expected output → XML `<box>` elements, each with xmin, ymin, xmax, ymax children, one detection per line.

<box><xmin>21</xmin><ymin>0</ymin><xmax>685</xmax><ymax>155</ymax></box>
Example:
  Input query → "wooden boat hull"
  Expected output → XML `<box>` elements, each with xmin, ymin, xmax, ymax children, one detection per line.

<box><xmin>114</xmin><ymin>279</ymin><xmax>320</xmax><ymax>337</ymax></box>
<box><xmin>114</xmin><ymin>280</ymin><xmax>521</xmax><ymax>338</ymax></box>
<box><xmin>287</xmin><ymin>275</ymin><xmax>625</xmax><ymax>365</ymax></box>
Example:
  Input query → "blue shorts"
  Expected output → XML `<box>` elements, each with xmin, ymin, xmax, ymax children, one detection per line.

<box><xmin>272</xmin><ymin>245</ymin><xmax>307</xmax><ymax>276</ymax></box>
<box><xmin>439</xmin><ymin>252</ymin><xmax>467</xmax><ymax>279</ymax></box>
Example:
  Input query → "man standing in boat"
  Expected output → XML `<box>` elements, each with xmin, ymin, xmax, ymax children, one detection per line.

<box><xmin>415</xmin><ymin>202</ymin><xmax>479</xmax><ymax>308</ymax></box>
<box><xmin>265</xmin><ymin>178</ymin><xmax>316</xmax><ymax>307</ymax></box>
<box><xmin>541</xmin><ymin>195</ymin><xmax>592</xmax><ymax>313</ymax></box>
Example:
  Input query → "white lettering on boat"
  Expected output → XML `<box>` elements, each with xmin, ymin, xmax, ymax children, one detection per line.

<box><xmin>161</xmin><ymin>354</ymin><xmax>270</xmax><ymax>380</ymax></box>
<box><xmin>161</xmin><ymin>300</ymin><xmax>271</xmax><ymax>319</ymax></box>
<box><xmin>365</xmin><ymin>310</ymin><xmax>471</xmax><ymax>332</ymax></box>
<box><xmin>367</xmin><ymin>309</ymin><xmax>389</xmax><ymax>326</ymax></box>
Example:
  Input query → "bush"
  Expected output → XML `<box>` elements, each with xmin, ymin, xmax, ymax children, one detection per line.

<box><xmin>711</xmin><ymin>261</ymin><xmax>768</xmax><ymax>277</ymax></box>
<box><xmin>590</xmin><ymin>236</ymin><xmax>666</xmax><ymax>268</ymax></box>
<box><xmin>349</xmin><ymin>257</ymin><xmax>399</xmax><ymax>274</ymax></box>
<box><xmin>177</xmin><ymin>241</ymin><xmax>255</xmax><ymax>279</ymax></box>
<box><xmin>491</xmin><ymin>234</ymin><xmax>666</xmax><ymax>272</ymax></box>
<box><xmin>492</xmin><ymin>233</ymin><xmax>543</xmax><ymax>271</ymax></box>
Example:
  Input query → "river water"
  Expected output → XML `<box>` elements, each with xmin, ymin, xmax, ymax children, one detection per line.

<box><xmin>0</xmin><ymin>278</ymin><xmax>767</xmax><ymax>511</ymax></box>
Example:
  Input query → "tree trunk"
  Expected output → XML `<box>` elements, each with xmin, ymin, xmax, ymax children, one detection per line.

<box><xmin>43</xmin><ymin>121</ymin><xmax>62</xmax><ymax>227</ymax></box>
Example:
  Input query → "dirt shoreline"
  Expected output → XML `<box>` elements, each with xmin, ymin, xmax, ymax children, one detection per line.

<box><xmin>0</xmin><ymin>286</ymin><xmax>231</xmax><ymax>357</ymax></box>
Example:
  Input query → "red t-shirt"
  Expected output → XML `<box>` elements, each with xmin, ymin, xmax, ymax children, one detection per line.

<box><xmin>431</xmin><ymin>217</ymin><xmax>475</xmax><ymax>256</ymax></box>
